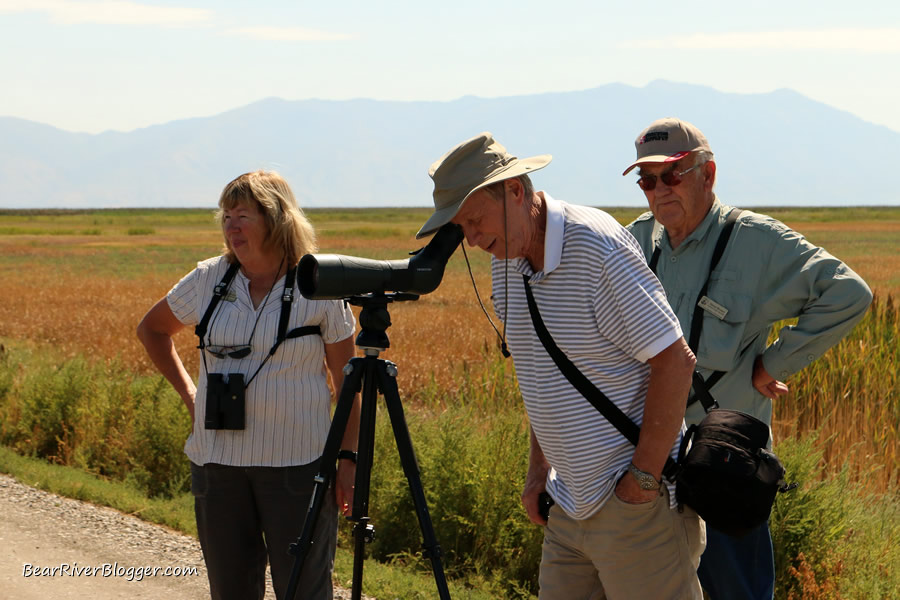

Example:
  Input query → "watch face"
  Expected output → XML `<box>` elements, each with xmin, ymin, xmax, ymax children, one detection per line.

<box><xmin>638</xmin><ymin>476</ymin><xmax>658</xmax><ymax>490</ymax></box>
<box><xmin>629</xmin><ymin>464</ymin><xmax>660</xmax><ymax>490</ymax></box>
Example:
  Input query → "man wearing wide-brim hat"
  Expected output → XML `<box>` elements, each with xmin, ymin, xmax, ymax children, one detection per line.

<box><xmin>624</xmin><ymin>117</ymin><xmax>872</xmax><ymax>600</ymax></box>
<box><xmin>418</xmin><ymin>132</ymin><xmax>706</xmax><ymax>599</ymax></box>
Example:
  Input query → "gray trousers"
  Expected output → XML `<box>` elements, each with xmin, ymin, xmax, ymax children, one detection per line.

<box><xmin>191</xmin><ymin>461</ymin><xmax>338</xmax><ymax>600</ymax></box>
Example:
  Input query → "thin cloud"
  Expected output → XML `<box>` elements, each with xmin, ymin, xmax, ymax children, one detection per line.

<box><xmin>222</xmin><ymin>26</ymin><xmax>354</xmax><ymax>42</ymax></box>
<box><xmin>622</xmin><ymin>29</ymin><xmax>900</xmax><ymax>53</ymax></box>
<box><xmin>0</xmin><ymin>0</ymin><xmax>210</xmax><ymax>26</ymax></box>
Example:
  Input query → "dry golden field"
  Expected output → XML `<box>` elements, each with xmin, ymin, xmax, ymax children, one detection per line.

<box><xmin>0</xmin><ymin>208</ymin><xmax>503</xmax><ymax>398</ymax></box>
<box><xmin>1</xmin><ymin>207</ymin><xmax>896</xmax><ymax>389</ymax></box>
<box><xmin>1</xmin><ymin>206</ymin><xmax>898</xmax><ymax>490</ymax></box>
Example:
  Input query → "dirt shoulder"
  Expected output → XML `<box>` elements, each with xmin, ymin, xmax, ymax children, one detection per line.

<box><xmin>0</xmin><ymin>472</ymin><xmax>363</xmax><ymax>599</ymax></box>
<box><xmin>0</xmin><ymin>472</ymin><xmax>214</xmax><ymax>599</ymax></box>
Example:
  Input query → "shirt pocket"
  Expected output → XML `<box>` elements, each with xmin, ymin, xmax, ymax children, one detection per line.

<box><xmin>667</xmin><ymin>291</ymin><xmax>686</xmax><ymax>314</ymax></box>
<box><xmin>695</xmin><ymin>290</ymin><xmax>753</xmax><ymax>372</ymax></box>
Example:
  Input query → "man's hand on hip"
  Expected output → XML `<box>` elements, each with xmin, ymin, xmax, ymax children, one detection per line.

<box><xmin>752</xmin><ymin>355</ymin><xmax>789</xmax><ymax>399</ymax></box>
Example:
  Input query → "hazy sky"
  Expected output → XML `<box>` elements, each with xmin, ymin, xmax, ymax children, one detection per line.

<box><xmin>2</xmin><ymin>0</ymin><xmax>899</xmax><ymax>134</ymax></box>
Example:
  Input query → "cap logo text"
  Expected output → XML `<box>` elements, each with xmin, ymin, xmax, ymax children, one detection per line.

<box><xmin>640</xmin><ymin>132</ymin><xmax>668</xmax><ymax>144</ymax></box>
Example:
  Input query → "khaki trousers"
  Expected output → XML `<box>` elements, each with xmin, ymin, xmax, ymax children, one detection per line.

<box><xmin>539</xmin><ymin>487</ymin><xmax>705</xmax><ymax>600</ymax></box>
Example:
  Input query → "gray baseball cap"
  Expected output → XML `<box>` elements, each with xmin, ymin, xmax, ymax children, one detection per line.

<box><xmin>622</xmin><ymin>117</ymin><xmax>712</xmax><ymax>176</ymax></box>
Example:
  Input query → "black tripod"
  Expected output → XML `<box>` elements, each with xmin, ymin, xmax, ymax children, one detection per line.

<box><xmin>285</xmin><ymin>293</ymin><xmax>451</xmax><ymax>600</ymax></box>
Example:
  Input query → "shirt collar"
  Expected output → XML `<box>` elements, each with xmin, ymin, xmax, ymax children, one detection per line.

<box><xmin>657</xmin><ymin>195</ymin><xmax>723</xmax><ymax>251</ymax></box>
<box><xmin>511</xmin><ymin>192</ymin><xmax>564</xmax><ymax>280</ymax></box>
<box><xmin>542</xmin><ymin>192</ymin><xmax>565</xmax><ymax>274</ymax></box>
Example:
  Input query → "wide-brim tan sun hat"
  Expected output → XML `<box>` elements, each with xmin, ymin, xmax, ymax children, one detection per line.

<box><xmin>622</xmin><ymin>117</ymin><xmax>712</xmax><ymax>176</ymax></box>
<box><xmin>416</xmin><ymin>132</ymin><xmax>551</xmax><ymax>239</ymax></box>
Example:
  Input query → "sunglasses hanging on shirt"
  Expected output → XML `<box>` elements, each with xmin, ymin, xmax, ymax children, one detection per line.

<box><xmin>202</xmin><ymin>265</ymin><xmax>280</xmax><ymax>361</ymax></box>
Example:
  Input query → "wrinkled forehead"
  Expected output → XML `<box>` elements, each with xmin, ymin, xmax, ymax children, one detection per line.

<box><xmin>451</xmin><ymin>187</ymin><xmax>497</xmax><ymax>225</ymax></box>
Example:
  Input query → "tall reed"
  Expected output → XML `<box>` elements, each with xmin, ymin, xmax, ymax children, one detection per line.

<box><xmin>773</xmin><ymin>294</ymin><xmax>899</xmax><ymax>492</ymax></box>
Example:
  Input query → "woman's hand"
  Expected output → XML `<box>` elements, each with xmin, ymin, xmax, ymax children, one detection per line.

<box><xmin>335</xmin><ymin>459</ymin><xmax>356</xmax><ymax>516</ymax></box>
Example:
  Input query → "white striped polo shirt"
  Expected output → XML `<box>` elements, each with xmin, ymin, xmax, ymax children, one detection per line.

<box><xmin>491</xmin><ymin>194</ymin><xmax>684</xmax><ymax>519</ymax></box>
<box><xmin>167</xmin><ymin>255</ymin><xmax>355</xmax><ymax>467</ymax></box>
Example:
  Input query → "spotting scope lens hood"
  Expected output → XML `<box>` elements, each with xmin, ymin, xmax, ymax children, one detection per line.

<box><xmin>298</xmin><ymin>223</ymin><xmax>463</xmax><ymax>300</ymax></box>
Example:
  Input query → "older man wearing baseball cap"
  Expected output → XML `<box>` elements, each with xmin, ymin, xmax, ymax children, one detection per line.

<box><xmin>625</xmin><ymin>118</ymin><xmax>872</xmax><ymax>600</ymax></box>
<box><xmin>419</xmin><ymin>132</ymin><xmax>705</xmax><ymax>599</ymax></box>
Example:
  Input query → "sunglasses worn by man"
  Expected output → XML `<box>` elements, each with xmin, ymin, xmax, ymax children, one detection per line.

<box><xmin>636</xmin><ymin>162</ymin><xmax>703</xmax><ymax>191</ymax></box>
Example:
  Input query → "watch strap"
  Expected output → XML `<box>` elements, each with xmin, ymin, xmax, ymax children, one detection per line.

<box><xmin>337</xmin><ymin>449</ymin><xmax>357</xmax><ymax>464</ymax></box>
<box><xmin>628</xmin><ymin>462</ymin><xmax>661</xmax><ymax>490</ymax></box>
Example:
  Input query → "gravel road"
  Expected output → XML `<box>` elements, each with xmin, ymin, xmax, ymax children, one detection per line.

<box><xmin>0</xmin><ymin>473</ymin><xmax>357</xmax><ymax>599</ymax></box>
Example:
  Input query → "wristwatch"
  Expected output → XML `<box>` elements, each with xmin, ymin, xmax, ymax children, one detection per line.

<box><xmin>337</xmin><ymin>450</ymin><xmax>358</xmax><ymax>464</ymax></box>
<box><xmin>627</xmin><ymin>462</ymin><xmax>660</xmax><ymax>490</ymax></box>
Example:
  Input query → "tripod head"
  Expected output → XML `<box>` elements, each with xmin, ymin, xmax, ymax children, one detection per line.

<box><xmin>347</xmin><ymin>292</ymin><xmax>420</xmax><ymax>352</ymax></box>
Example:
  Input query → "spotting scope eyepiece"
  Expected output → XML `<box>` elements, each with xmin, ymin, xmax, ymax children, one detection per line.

<box><xmin>298</xmin><ymin>223</ymin><xmax>463</xmax><ymax>300</ymax></box>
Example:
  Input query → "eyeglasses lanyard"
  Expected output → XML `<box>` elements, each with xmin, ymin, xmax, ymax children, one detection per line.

<box><xmin>196</xmin><ymin>260</ymin><xmax>321</xmax><ymax>390</ymax></box>
<box><xmin>199</xmin><ymin>257</ymin><xmax>281</xmax><ymax>384</ymax></box>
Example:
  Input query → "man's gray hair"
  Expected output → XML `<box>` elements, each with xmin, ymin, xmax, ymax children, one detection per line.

<box><xmin>484</xmin><ymin>174</ymin><xmax>535</xmax><ymax>201</ymax></box>
<box><xmin>694</xmin><ymin>150</ymin><xmax>716</xmax><ymax>189</ymax></box>
<box><xmin>695</xmin><ymin>150</ymin><xmax>715</xmax><ymax>166</ymax></box>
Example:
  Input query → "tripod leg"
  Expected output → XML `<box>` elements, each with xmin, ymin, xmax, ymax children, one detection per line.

<box><xmin>348</xmin><ymin>356</ymin><xmax>381</xmax><ymax>600</ymax></box>
<box><xmin>378</xmin><ymin>360</ymin><xmax>452</xmax><ymax>600</ymax></box>
<box><xmin>284</xmin><ymin>357</ymin><xmax>364</xmax><ymax>600</ymax></box>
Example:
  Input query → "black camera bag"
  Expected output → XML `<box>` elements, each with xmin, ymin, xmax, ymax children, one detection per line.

<box><xmin>521</xmin><ymin>209</ymin><xmax>793</xmax><ymax>537</ymax></box>
<box><xmin>674</xmin><ymin>408</ymin><xmax>787</xmax><ymax>536</ymax></box>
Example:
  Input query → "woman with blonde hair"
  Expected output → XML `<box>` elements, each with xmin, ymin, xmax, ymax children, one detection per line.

<box><xmin>138</xmin><ymin>170</ymin><xmax>358</xmax><ymax>600</ymax></box>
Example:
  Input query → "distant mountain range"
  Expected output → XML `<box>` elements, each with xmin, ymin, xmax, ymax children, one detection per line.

<box><xmin>2</xmin><ymin>80</ymin><xmax>898</xmax><ymax>209</ymax></box>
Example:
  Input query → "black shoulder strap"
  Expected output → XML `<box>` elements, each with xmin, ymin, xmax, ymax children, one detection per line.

<box><xmin>245</xmin><ymin>264</ymin><xmax>321</xmax><ymax>388</ymax></box>
<box><xmin>275</xmin><ymin>265</ymin><xmax>323</xmax><ymax>343</ymax></box>
<box><xmin>277</xmin><ymin>265</ymin><xmax>297</xmax><ymax>345</ymax></box>
<box><xmin>267</xmin><ymin>264</ymin><xmax>323</xmax><ymax>356</ymax></box>
<box><xmin>686</xmin><ymin>209</ymin><xmax>743</xmax><ymax>411</ymax></box>
<box><xmin>649</xmin><ymin>247</ymin><xmax>661</xmax><ymax>273</ymax></box>
<box><xmin>195</xmin><ymin>261</ymin><xmax>241</xmax><ymax>349</ymax></box>
<box><xmin>647</xmin><ymin>208</ymin><xmax>742</xmax><ymax>311</ymax></box>
<box><xmin>523</xmin><ymin>275</ymin><xmax>680</xmax><ymax>481</ymax></box>
<box><xmin>648</xmin><ymin>210</ymin><xmax>743</xmax><ymax>411</ymax></box>
<box><xmin>687</xmin><ymin>208</ymin><xmax>743</xmax><ymax>354</ymax></box>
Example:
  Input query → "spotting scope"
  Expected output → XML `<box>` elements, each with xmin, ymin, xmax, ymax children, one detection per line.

<box><xmin>298</xmin><ymin>223</ymin><xmax>463</xmax><ymax>300</ymax></box>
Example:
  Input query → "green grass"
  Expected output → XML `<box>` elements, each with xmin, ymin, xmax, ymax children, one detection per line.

<box><xmin>0</xmin><ymin>440</ymin><xmax>500</xmax><ymax>599</ymax></box>
<box><xmin>0</xmin><ymin>208</ymin><xmax>218</xmax><ymax>231</ymax></box>
<box><xmin>4</xmin><ymin>205</ymin><xmax>892</xmax><ymax>235</ymax></box>
<box><xmin>771</xmin><ymin>436</ymin><xmax>900</xmax><ymax>599</ymax></box>
<box><xmin>3</xmin><ymin>331</ymin><xmax>899</xmax><ymax>597</ymax></box>
<box><xmin>0</xmin><ymin>445</ymin><xmax>196</xmax><ymax>534</ymax></box>
<box><xmin>744</xmin><ymin>206</ymin><xmax>900</xmax><ymax>223</ymax></box>
<box><xmin>2</xmin><ymin>206</ymin><xmax>897</xmax><ymax>288</ymax></box>
<box><xmin>0</xmin><ymin>338</ymin><xmax>536</xmax><ymax>597</ymax></box>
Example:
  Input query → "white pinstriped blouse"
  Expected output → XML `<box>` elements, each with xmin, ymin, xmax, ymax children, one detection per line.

<box><xmin>168</xmin><ymin>255</ymin><xmax>355</xmax><ymax>467</ymax></box>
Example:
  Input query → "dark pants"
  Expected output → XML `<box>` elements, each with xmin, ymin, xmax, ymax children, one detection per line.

<box><xmin>191</xmin><ymin>461</ymin><xmax>338</xmax><ymax>600</ymax></box>
<box><xmin>698</xmin><ymin>521</ymin><xmax>775</xmax><ymax>600</ymax></box>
